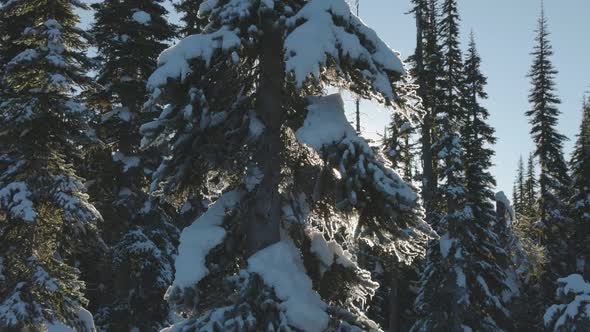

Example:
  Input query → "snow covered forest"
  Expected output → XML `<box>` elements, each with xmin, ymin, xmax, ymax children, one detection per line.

<box><xmin>0</xmin><ymin>0</ymin><xmax>589</xmax><ymax>331</ymax></box>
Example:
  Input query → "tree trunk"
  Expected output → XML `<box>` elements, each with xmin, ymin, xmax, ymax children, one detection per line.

<box><xmin>414</xmin><ymin>3</ymin><xmax>437</xmax><ymax>222</ymax></box>
<box><xmin>245</xmin><ymin>14</ymin><xmax>283</xmax><ymax>256</ymax></box>
<box><xmin>388</xmin><ymin>274</ymin><xmax>400</xmax><ymax>332</ymax></box>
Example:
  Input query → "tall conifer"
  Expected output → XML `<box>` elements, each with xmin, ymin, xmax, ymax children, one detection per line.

<box><xmin>569</xmin><ymin>97</ymin><xmax>590</xmax><ymax>278</ymax></box>
<box><xmin>526</xmin><ymin>5</ymin><xmax>571</xmax><ymax>278</ymax></box>
<box><xmin>0</xmin><ymin>1</ymin><xmax>102</xmax><ymax>330</ymax></box>
<box><xmin>88</xmin><ymin>1</ymin><xmax>177</xmax><ymax>330</ymax></box>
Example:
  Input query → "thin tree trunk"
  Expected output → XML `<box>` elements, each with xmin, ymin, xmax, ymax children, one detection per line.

<box><xmin>415</xmin><ymin>3</ymin><xmax>436</xmax><ymax>221</ymax></box>
<box><xmin>388</xmin><ymin>274</ymin><xmax>400</xmax><ymax>332</ymax></box>
<box><xmin>245</xmin><ymin>14</ymin><xmax>283</xmax><ymax>256</ymax></box>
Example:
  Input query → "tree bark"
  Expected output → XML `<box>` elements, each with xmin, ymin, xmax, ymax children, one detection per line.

<box><xmin>245</xmin><ymin>14</ymin><xmax>283</xmax><ymax>256</ymax></box>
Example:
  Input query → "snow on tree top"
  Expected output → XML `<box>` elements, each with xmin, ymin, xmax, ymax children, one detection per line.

<box><xmin>248</xmin><ymin>241</ymin><xmax>329</xmax><ymax>332</ymax></box>
<box><xmin>285</xmin><ymin>0</ymin><xmax>404</xmax><ymax>99</ymax></box>
<box><xmin>132</xmin><ymin>10</ymin><xmax>151</xmax><ymax>25</ymax></box>
<box><xmin>495</xmin><ymin>191</ymin><xmax>514</xmax><ymax>221</ymax></box>
<box><xmin>295</xmin><ymin>94</ymin><xmax>356</xmax><ymax>151</ymax></box>
<box><xmin>147</xmin><ymin>28</ymin><xmax>241</xmax><ymax>89</ymax></box>
<box><xmin>296</xmin><ymin>93</ymin><xmax>418</xmax><ymax>205</ymax></box>
<box><xmin>557</xmin><ymin>274</ymin><xmax>590</xmax><ymax>296</ymax></box>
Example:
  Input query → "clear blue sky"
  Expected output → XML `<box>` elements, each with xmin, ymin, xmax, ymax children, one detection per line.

<box><xmin>80</xmin><ymin>0</ymin><xmax>589</xmax><ymax>198</ymax></box>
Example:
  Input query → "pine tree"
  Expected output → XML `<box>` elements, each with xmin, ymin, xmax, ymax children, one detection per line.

<box><xmin>0</xmin><ymin>1</ymin><xmax>102</xmax><ymax>330</ymax></box>
<box><xmin>141</xmin><ymin>1</ymin><xmax>432</xmax><ymax>330</ymax></box>
<box><xmin>174</xmin><ymin>0</ymin><xmax>207</xmax><ymax>36</ymax></box>
<box><xmin>88</xmin><ymin>1</ymin><xmax>177</xmax><ymax>330</ymax></box>
<box><xmin>526</xmin><ymin>5</ymin><xmax>572</xmax><ymax>278</ymax></box>
<box><xmin>412</xmin><ymin>7</ymin><xmax>514</xmax><ymax>331</ymax></box>
<box><xmin>569</xmin><ymin>97</ymin><xmax>590</xmax><ymax>278</ymax></box>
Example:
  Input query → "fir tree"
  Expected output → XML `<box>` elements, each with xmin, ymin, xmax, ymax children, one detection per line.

<box><xmin>174</xmin><ymin>0</ymin><xmax>207</xmax><ymax>36</ymax></box>
<box><xmin>384</xmin><ymin>109</ymin><xmax>417</xmax><ymax>182</ymax></box>
<box><xmin>0</xmin><ymin>0</ymin><xmax>102</xmax><ymax>330</ymax></box>
<box><xmin>526</xmin><ymin>5</ymin><xmax>571</xmax><ymax>278</ymax></box>
<box><xmin>88</xmin><ymin>1</ymin><xmax>177</xmax><ymax>330</ymax></box>
<box><xmin>462</xmin><ymin>33</ymin><xmax>498</xmax><ymax>226</ymax></box>
<box><xmin>513</xmin><ymin>156</ymin><xmax>526</xmax><ymax>219</ymax></box>
<box><xmin>412</xmin><ymin>7</ymin><xmax>514</xmax><ymax>331</ymax></box>
<box><xmin>569</xmin><ymin>97</ymin><xmax>590</xmax><ymax>278</ymax></box>
<box><xmin>410</xmin><ymin>0</ymin><xmax>444</xmax><ymax>224</ymax></box>
<box><xmin>141</xmin><ymin>0</ymin><xmax>432</xmax><ymax>330</ymax></box>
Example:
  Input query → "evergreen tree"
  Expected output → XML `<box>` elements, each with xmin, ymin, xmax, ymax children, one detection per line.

<box><xmin>410</xmin><ymin>0</ymin><xmax>444</xmax><ymax>224</ymax></box>
<box><xmin>141</xmin><ymin>0</ymin><xmax>432</xmax><ymax>330</ymax></box>
<box><xmin>0</xmin><ymin>0</ymin><xmax>32</xmax><ymax>70</ymax></box>
<box><xmin>526</xmin><ymin>6</ymin><xmax>572</xmax><ymax>278</ymax></box>
<box><xmin>88</xmin><ymin>1</ymin><xmax>178</xmax><ymax>330</ymax></box>
<box><xmin>384</xmin><ymin>111</ymin><xmax>417</xmax><ymax>182</ymax></box>
<box><xmin>544</xmin><ymin>274</ymin><xmax>590</xmax><ymax>331</ymax></box>
<box><xmin>513</xmin><ymin>156</ymin><xmax>526</xmax><ymax>219</ymax></box>
<box><xmin>174</xmin><ymin>0</ymin><xmax>207</xmax><ymax>36</ymax></box>
<box><xmin>412</xmin><ymin>8</ymin><xmax>514</xmax><ymax>331</ymax></box>
<box><xmin>0</xmin><ymin>0</ymin><xmax>102</xmax><ymax>330</ymax></box>
<box><xmin>569</xmin><ymin>97</ymin><xmax>590</xmax><ymax>278</ymax></box>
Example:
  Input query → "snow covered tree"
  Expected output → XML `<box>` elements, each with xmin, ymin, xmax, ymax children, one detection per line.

<box><xmin>526</xmin><ymin>6</ymin><xmax>572</xmax><ymax>279</ymax></box>
<box><xmin>544</xmin><ymin>274</ymin><xmax>590</xmax><ymax>331</ymax></box>
<box><xmin>87</xmin><ymin>1</ymin><xmax>178</xmax><ymax>330</ymax></box>
<box><xmin>569</xmin><ymin>97</ymin><xmax>590</xmax><ymax>279</ymax></box>
<box><xmin>412</xmin><ymin>7</ymin><xmax>514</xmax><ymax>331</ymax></box>
<box><xmin>174</xmin><ymin>0</ymin><xmax>207</xmax><ymax>36</ymax></box>
<box><xmin>0</xmin><ymin>0</ymin><xmax>35</xmax><ymax>65</ymax></box>
<box><xmin>141</xmin><ymin>0</ymin><xmax>432</xmax><ymax>330</ymax></box>
<box><xmin>0</xmin><ymin>0</ymin><xmax>102</xmax><ymax>330</ymax></box>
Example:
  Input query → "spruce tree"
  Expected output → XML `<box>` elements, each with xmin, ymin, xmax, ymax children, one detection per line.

<box><xmin>412</xmin><ymin>8</ymin><xmax>514</xmax><ymax>331</ymax></box>
<box><xmin>526</xmin><ymin>6</ymin><xmax>572</xmax><ymax>278</ymax></box>
<box><xmin>569</xmin><ymin>97</ymin><xmax>590</xmax><ymax>278</ymax></box>
<box><xmin>0</xmin><ymin>0</ymin><xmax>101</xmax><ymax>330</ymax></box>
<box><xmin>174</xmin><ymin>0</ymin><xmax>207</xmax><ymax>36</ymax></box>
<box><xmin>513</xmin><ymin>156</ymin><xmax>526</xmax><ymax>218</ymax></box>
<box><xmin>141</xmin><ymin>1</ymin><xmax>432</xmax><ymax>330</ymax></box>
<box><xmin>410</xmin><ymin>0</ymin><xmax>444</xmax><ymax>225</ymax></box>
<box><xmin>88</xmin><ymin>1</ymin><xmax>177</xmax><ymax>330</ymax></box>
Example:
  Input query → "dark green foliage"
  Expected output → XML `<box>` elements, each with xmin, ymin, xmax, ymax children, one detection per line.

<box><xmin>86</xmin><ymin>1</ymin><xmax>178</xmax><ymax>330</ymax></box>
<box><xmin>0</xmin><ymin>0</ymin><xmax>102</xmax><ymax>330</ymax></box>
<box><xmin>412</xmin><ymin>4</ymin><xmax>515</xmax><ymax>331</ymax></box>
<box><xmin>175</xmin><ymin>0</ymin><xmax>207</xmax><ymax>36</ymax></box>
<box><xmin>513</xmin><ymin>156</ymin><xmax>526</xmax><ymax>218</ymax></box>
<box><xmin>569</xmin><ymin>97</ymin><xmax>590</xmax><ymax>278</ymax></box>
<box><xmin>526</xmin><ymin>6</ymin><xmax>572</xmax><ymax>279</ymax></box>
